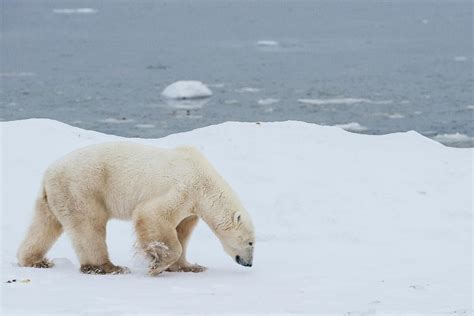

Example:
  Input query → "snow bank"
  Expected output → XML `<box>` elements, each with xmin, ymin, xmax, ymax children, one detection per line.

<box><xmin>1</xmin><ymin>119</ymin><xmax>472</xmax><ymax>314</ymax></box>
<box><xmin>161</xmin><ymin>81</ymin><xmax>212</xmax><ymax>99</ymax></box>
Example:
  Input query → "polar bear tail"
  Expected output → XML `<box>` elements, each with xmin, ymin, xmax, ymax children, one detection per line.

<box><xmin>17</xmin><ymin>185</ymin><xmax>63</xmax><ymax>267</ymax></box>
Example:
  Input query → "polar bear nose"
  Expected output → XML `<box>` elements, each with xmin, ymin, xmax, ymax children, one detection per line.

<box><xmin>235</xmin><ymin>255</ymin><xmax>252</xmax><ymax>267</ymax></box>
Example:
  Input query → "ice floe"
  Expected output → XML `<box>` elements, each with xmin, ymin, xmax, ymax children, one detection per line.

<box><xmin>454</xmin><ymin>56</ymin><xmax>468</xmax><ymax>62</ymax></box>
<box><xmin>0</xmin><ymin>72</ymin><xmax>35</xmax><ymax>77</ymax></box>
<box><xmin>256</xmin><ymin>40</ymin><xmax>279</xmax><ymax>47</ymax></box>
<box><xmin>298</xmin><ymin>98</ymin><xmax>392</xmax><ymax>106</ymax></box>
<box><xmin>99</xmin><ymin>118</ymin><xmax>133</xmax><ymax>124</ymax></box>
<box><xmin>333</xmin><ymin>122</ymin><xmax>368</xmax><ymax>132</ymax></box>
<box><xmin>433</xmin><ymin>133</ymin><xmax>473</xmax><ymax>144</ymax></box>
<box><xmin>257</xmin><ymin>98</ymin><xmax>279</xmax><ymax>105</ymax></box>
<box><xmin>135</xmin><ymin>124</ymin><xmax>156</xmax><ymax>129</ymax></box>
<box><xmin>162</xmin><ymin>81</ymin><xmax>213</xmax><ymax>99</ymax></box>
<box><xmin>236</xmin><ymin>87</ymin><xmax>261</xmax><ymax>93</ymax></box>
<box><xmin>53</xmin><ymin>8</ymin><xmax>98</xmax><ymax>14</ymax></box>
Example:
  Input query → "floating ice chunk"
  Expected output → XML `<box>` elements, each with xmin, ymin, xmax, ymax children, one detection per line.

<box><xmin>135</xmin><ymin>124</ymin><xmax>155</xmax><ymax>129</ymax></box>
<box><xmin>236</xmin><ymin>87</ymin><xmax>260</xmax><ymax>93</ymax></box>
<box><xmin>0</xmin><ymin>72</ymin><xmax>35</xmax><ymax>77</ymax></box>
<box><xmin>421</xmin><ymin>19</ymin><xmax>429</xmax><ymax>24</ymax></box>
<box><xmin>258</xmin><ymin>98</ymin><xmax>279</xmax><ymax>105</ymax></box>
<box><xmin>53</xmin><ymin>8</ymin><xmax>98</xmax><ymax>14</ymax></box>
<box><xmin>99</xmin><ymin>118</ymin><xmax>133</xmax><ymax>124</ymax></box>
<box><xmin>466</xmin><ymin>105</ymin><xmax>474</xmax><ymax>110</ymax></box>
<box><xmin>298</xmin><ymin>98</ymin><xmax>392</xmax><ymax>106</ymax></box>
<box><xmin>333</xmin><ymin>122</ymin><xmax>368</xmax><ymax>132</ymax></box>
<box><xmin>433</xmin><ymin>133</ymin><xmax>472</xmax><ymax>143</ymax></box>
<box><xmin>454</xmin><ymin>56</ymin><xmax>468</xmax><ymax>62</ymax></box>
<box><xmin>387</xmin><ymin>113</ymin><xmax>405</xmax><ymax>119</ymax></box>
<box><xmin>256</xmin><ymin>40</ymin><xmax>279</xmax><ymax>46</ymax></box>
<box><xmin>161</xmin><ymin>81</ymin><xmax>212</xmax><ymax>99</ymax></box>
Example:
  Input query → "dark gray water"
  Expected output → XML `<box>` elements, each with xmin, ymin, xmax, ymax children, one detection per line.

<box><xmin>1</xmin><ymin>0</ymin><xmax>473</xmax><ymax>147</ymax></box>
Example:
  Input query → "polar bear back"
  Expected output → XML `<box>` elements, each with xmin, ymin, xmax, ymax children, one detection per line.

<box><xmin>43</xmin><ymin>142</ymin><xmax>208</xmax><ymax>220</ymax></box>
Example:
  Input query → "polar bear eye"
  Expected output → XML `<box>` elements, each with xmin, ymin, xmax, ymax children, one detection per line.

<box><xmin>248</xmin><ymin>242</ymin><xmax>253</xmax><ymax>246</ymax></box>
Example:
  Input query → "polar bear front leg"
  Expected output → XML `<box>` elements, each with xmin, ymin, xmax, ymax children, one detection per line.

<box><xmin>166</xmin><ymin>215</ymin><xmax>207</xmax><ymax>273</ymax></box>
<box><xmin>134</xmin><ymin>211</ymin><xmax>182</xmax><ymax>276</ymax></box>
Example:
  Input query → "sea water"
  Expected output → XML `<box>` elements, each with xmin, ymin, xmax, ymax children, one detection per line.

<box><xmin>1</xmin><ymin>0</ymin><xmax>472</xmax><ymax>147</ymax></box>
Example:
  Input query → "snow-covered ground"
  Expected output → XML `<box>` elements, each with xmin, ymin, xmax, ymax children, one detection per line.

<box><xmin>1</xmin><ymin>119</ymin><xmax>472</xmax><ymax>314</ymax></box>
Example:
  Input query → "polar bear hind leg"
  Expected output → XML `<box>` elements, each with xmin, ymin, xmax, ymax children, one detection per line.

<box><xmin>17</xmin><ymin>189</ymin><xmax>63</xmax><ymax>268</ymax></box>
<box><xmin>54</xmin><ymin>198</ymin><xmax>129</xmax><ymax>275</ymax></box>
<box><xmin>166</xmin><ymin>215</ymin><xmax>207</xmax><ymax>273</ymax></box>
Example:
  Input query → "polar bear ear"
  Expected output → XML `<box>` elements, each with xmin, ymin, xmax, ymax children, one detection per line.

<box><xmin>233</xmin><ymin>212</ymin><xmax>241</xmax><ymax>224</ymax></box>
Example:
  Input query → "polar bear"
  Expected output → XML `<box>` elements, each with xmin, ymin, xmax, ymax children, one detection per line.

<box><xmin>17</xmin><ymin>143</ymin><xmax>255</xmax><ymax>275</ymax></box>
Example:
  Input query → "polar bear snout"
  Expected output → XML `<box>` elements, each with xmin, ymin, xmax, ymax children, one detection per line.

<box><xmin>235</xmin><ymin>255</ymin><xmax>253</xmax><ymax>267</ymax></box>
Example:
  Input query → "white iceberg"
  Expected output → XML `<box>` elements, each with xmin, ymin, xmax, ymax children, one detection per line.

<box><xmin>161</xmin><ymin>81</ymin><xmax>212</xmax><ymax>99</ymax></box>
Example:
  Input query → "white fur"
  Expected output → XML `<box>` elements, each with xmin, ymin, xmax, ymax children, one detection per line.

<box><xmin>17</xmin><ymin>142</ymin><xmax>255</xmax><ymax>275</ymax></box>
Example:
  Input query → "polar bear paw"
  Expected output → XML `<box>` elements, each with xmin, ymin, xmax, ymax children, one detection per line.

<box><xmin>31</xmin><ymin>259</ymin><xmax>54</xmax><ymax>268</ymax></box>
<box><xmin>166</xmin><ymin>263</ymin><xmax>207</xmax><ymax>273</ymax></box>
<box><xmin>80</xmin><ymin>262</ymin><xmax>131</xmax><ymax>275</ymax></box>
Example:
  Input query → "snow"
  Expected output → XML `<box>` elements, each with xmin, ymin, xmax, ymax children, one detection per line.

<box><xmin>298</xmin><ymin>98</ymin><xmax>393</xmax><ymax>106</ymax></box>
<box><xmin>53</xmin><ymin>8</ymin><xmax>98</xmax><ymax>14</ymax></box>
<box><xmin>333</xmin><ymin>122</ymin><xmax>368</xmax><ymax>132</ymax></box>
<box><xmin>1</xmin><ymin>119</ymin><xmax>472</xmax><ymax>314</ymax></box>
<box><xmin>161</xmin><ymin>81</ymin><xmax>212</xmax><ymax>99</ymax></box>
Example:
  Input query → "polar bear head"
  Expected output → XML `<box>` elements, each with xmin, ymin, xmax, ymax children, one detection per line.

<box><xmin>201</xmin><ymin>192</ymin><xmax>255</xmax><ymax>267</ymax></box>
<box><xmin>216</xmin><ymin>210</ymin><xmax>255</xmax><ymax>267</ymax></box>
